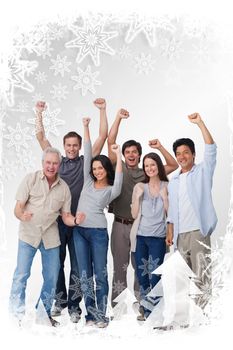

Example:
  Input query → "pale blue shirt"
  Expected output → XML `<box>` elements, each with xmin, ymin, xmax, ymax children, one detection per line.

<box><xmin>167</xmin><ymin>143</ymin><xmax>217</xmax><ymax>248</ymax></box>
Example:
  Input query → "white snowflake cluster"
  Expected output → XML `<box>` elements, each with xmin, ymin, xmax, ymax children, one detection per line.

<box><xmin>28</xmin><ymin>104</ymin><xmax>65</xmax><ymax>138</ymax></box>
<box><xmin>71</xmin><ymin>65</ymin><xmax>101</xmax><ymax>96</ymax></box>
<box><xmin>0</xmin><ymin>54</ymin><xmax>38</xmax><ymax>107</ymax></box>
<box><xmin>65</xmin><ymin>20</ymin><xmax>118</xmax><ymax>66</ymax></box>
<box><xmin>134</xmin><ymin>53</ymin><xmax>156</xmax><ymax>75</ymax></box>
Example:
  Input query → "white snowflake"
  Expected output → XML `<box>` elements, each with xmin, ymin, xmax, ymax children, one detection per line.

<box><xmin>192</xmin><ymin>39</ymin><xmax>211</xmax><ymax>64</ymax></box>
<box><xmin>3</xmin><ymin>122</ymin><xmax>32</xmax><ymax>152</ymax></box>
<box><xmin>13</xmin><ymin>29</ymin><xmax>48</xmax><ymax>57</ymax></box>
<box><xmin>49</xmin><ymin>55</ymin><xmax>71</xmax><ymax>77</ymax></box>
<box><xmin>0</xmin><ymin>54</ymin><xmax>38</xmax><ymax>107</ymax></box>
<box><xmin>41</xmin><ymin>289</ymin><xmax>65</xmax><ymax>313</ymax></box>
<box><xmin>138</xmin><ymin>255</ymin><xmax>160</xmax><ymax>280</ymax></box>
<box><xmin>35</xmin><ymin>71</ymin><xmax>48</xmax><ymax>84</ymax></box>
<box><xmin>27</xmin><ymin>105</ymin><xmax>65</xmax><ymax>138</ymax></box>
<box><xmin>0</xmin><ymin>180</ymin><xmax>3</xmax><ymax>204</ymax></box>
<box><xmin>117</xmin><ymin>45</ymin><xmax>133</xmax><ymax>60</ymax></box>
<box><xmin>32</xmin><ymin>93</ymin><xmax>45</xmax><ymax>103</ymax></box>
<box><xmin>134</xmin><ymin>53</ymin><xmax>156</xmax><ymax>75</ymax></box>
<box><xmin>122</xmin><ymin>263</ymin><xmax>129</xmax><ymax>272</ymax></box>
<box><xmin>0</xmin><ymin>158</ymin><xmax>18</xmax><ymax>180</ymax></box>
<box><xmin>36</xmin><ymin>40</ymin><xmax>54</xmax><ymax>59</ymax></box>
<box><xmin>183</xmin><ymin>17</ymin><xmax>208</xmax><ymax>38</ymax></box>
<box><xmin>11</xmin><ymin>100</ymin><xmax>29</xmax><ymax>113</ymax></box>
<box><xmin>65</xmin><ymin>21</ymin><xmax>118</xmax><ymax>66</ymax></box>
<box><xmin>0</xmin><ymin>109</ymin><xmax>6</xmax><ymax>132</ymax></box>
<box><xmin>163</xmin><ymin>65</ymin><xmax>182</xmax><ymax>87</ymax></box>
<box><xmin>112</xmin><ymin>280</ymin><xmax>125</xmax><ymax>295</ymax></box>
<box><xmin>125</xmin><ymin>14</ymin><xmax>158</xmax><ymax>47</ymax></box>
<box><xmin>71</xmin><ymin>65</ymin><xmax>101</xmax><ymax>96</ymax></box>
<box><xmin>47</xmin><ymin>22</ymin><xmax>67</xmax><ymax>41</ymax></box>
<box><xmin>155</xmin><ymin>15</ymin><xmax>176</xmax><ymax>33</ymax></box>
<box><xmin>78</xmin><ymin>271</ymin><xmax>97</xmax><ymax>301</ymax></box>
<box><xmin>160</xmin><ymin>37</ymin><xmax>183</xmax><ymax>60</ymax></box>
<box><xmin>16</xmin><ymin>149</ymin><xmax>36</xmax><ymax>171</ymax></box>
<box><xmin>50</xmin><ymin>82</ymin><xmax>69</xmax><ymax>101</ymax></box>
<box><xmin>69</xmin><ymin>274</ymin><xmax>82</xmax><ymax>301</ymax></box>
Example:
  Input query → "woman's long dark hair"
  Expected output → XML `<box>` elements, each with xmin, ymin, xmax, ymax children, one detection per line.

<box><xmin>90</xmin><ymin>155</ymin><xmax>115</xmax><ymax>185</ymax></box>
<box><xmin>143</xmin><ymin>152</ymin><xmax>168</xmax><ymax>183</ymax></box>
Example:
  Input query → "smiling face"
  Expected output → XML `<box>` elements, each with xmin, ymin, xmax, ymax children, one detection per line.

<box><xmin>175</xmin><ymin>145</ymin><xmax>195</xmax><ymax>172</ymax></box>
<box><xmin>64</xmin><ymin>137</ymin><xmax>81</xmax><ymax>159</ymax></box>
<box><xmin>123</xmin><ymin>145</ymin><xmax>140</xmax><ymax>169</ymax></box>
<box><xmin>43</xmin><ymin>152</ymin><xmax>60</xmax><ymax>182</ymax></box>
<box><xmin>143</xmin><ymin>157</ymin><xmax>159</xmax><ymax>178</ymax></box>
<box><xmin>92</xmin><ymin>160</ymin><xmax>107</xmax><ymax>182</ymax></box>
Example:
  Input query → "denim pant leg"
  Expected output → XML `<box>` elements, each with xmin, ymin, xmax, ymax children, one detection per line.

<box><xmin>67</xmin><ymin>228</ymin><xmax>82</xmax><ymax>315</ymax></box>
<box><xmin>134</xmin><ymin>236</ymin><xmax>150</xmax><ymax>300</ymax></box>
<box><xmin>9</xmin><ymin>240</ymin><xmax>37</xmax><ymax>318</ymax></box>
<box><xmin>55</xmin><ymin>218</ymin><xmax>68</xmax><ymax>309</ymax></box>
<box><xmin>147</xmin><ymin>237</ymin><xmax>166</xmax><ymax>288</ymax></box>
<box><xmin>90</xmin><ymin>228</ymin><xmax>109</xmax><ymax>321</ymax></box>
<box><xmin>73</xmin><ymin>227</ymin><xmax>95</xmax><ymax>321</ymax></box>
<box><xmin>143</xmin><ymin>236</ymin><xmax>166</xmax><ymax>314</ymax></box>
<box><xmin>37</xmin><ymin>242</ymin><xmax>60</xmax><ymax>317</ymax></box>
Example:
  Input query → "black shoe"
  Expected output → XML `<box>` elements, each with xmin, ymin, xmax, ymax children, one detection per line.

<box><xmin>49</xmin><ymin>317</ymin><xmax>60</xmax><ymax>327</ymax></box>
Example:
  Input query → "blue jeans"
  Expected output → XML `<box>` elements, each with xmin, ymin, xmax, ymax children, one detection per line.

<box><xmin>9</xmin><ymin>239</ymin><xmax>60</xmax><ymax>318</ymax></box>
<box><xmin>73</xmin><ymin>226</ymin><xmax>109</xmax><ymax>322</ymax></box>
<box><xmin>134</xmin><ymin>235</ymin><xmax>166</xmax><ymax>315</ymax></box>
<box><xmin>55</xmin><ymin>217</ymin><xmax>82</xmax><ymax>315</ymax></box>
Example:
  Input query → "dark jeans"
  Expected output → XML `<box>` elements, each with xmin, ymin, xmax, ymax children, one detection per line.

<box><xmin>134</xmin><ymin>235</ymin><xmax>166</xmax><ymax>316</ymax></box>
<box><xmin>73</xmin><ymin>226</ymin><xmax>109</xmax><ymax>322</ymax></box>
<box><xmin>54</xmin><ymin>217</ymin><xmax>82</xmax><ymax>315</ymax></box>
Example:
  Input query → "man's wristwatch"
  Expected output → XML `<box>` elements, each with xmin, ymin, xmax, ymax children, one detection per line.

<box><xmin>74</xmin><ymin>217</ymin><xmax>79</xmax><ymax>226</ymax></box>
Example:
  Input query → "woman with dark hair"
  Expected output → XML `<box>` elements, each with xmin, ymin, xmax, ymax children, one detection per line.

<box><xmin>130</xmin><ymin>140</ymin><xmax>177</xmax><ymax>321</ymax></box>
<box><xmin>73</xmin><ymin>117</ymin><xmax>123</xmax><ymax>328</ymax></box>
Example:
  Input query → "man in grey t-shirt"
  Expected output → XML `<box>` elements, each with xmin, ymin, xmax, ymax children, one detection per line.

<box><xmin>34</xmin><ymin>99</ymin><xmax>108</xmax><ymax>322</ymax></box>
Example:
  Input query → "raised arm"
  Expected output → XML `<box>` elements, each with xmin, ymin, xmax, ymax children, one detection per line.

<box><xmin>131</xmin><ymin>183</ymin><xmax>144</xmax><ymax>219</ymax></box>
<box><xmin>92</xmin><ymin>98</ymin><xmax>108</xmax><ymax>157</ymax></box>
<box><xmin>108</xmin><ymin>144</ymin><xmax>123</xmax><ymax>202</ymax></box>
<box><xmin>148</xmin><ymin>139</ymin><xmax>178</xmax><ymax>175</ymax></box>
<box><xmin>35</xmin><ymin>101</ymin><xmax>51</xmax><ymax>150</ymax></box>
<box><xmin>82</xmin><ymin>117</ymin><xmax>91</xmax><ymax>143</ymax></box>
<box><xmin>82</xmin><ymin>117</ymin><xmax>92</xmax><ymax>181</ymax></box>
<box><xmin>111</xmin><ymin>144</ymin><xmax>122</xmax><ymax>174</ymax></box>
<box><xmin>188</xmin><ymin>113</ymin><xmax>214</xmax><ymax>144</ymax></box>
<box><xmin>108</xmin><ymin>108</ymin><xmax>129</xmax><ymax>164</ymax></box>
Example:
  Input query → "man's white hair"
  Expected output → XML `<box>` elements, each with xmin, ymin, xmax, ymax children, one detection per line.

<box><xmin>42</xmin><ymin>147</ymin><xmax>62</xmax><ymax>163</ymax></box>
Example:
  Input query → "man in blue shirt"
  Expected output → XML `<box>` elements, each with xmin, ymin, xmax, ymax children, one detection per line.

<box><xmin>166</xmin><ymin>113</ymin><xmax>217</xmax><ymax>310</ymax></box>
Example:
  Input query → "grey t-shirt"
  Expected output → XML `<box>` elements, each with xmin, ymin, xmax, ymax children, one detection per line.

<box><xmin>111</xmin><ymin>162</ymin><xmax>145</xmax><ymax>219</ymax></box>
<box><xmin>77</xmin><ymin>141</ymin><xmax>123</xmax><ymax>228</ymax></box>
<box><xmin>59</xmin><ymin>155</ymin><xmax>84</xmax><ymax>215</ymax></box>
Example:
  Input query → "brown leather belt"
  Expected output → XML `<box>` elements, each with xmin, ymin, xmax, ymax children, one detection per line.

<box><xmin>115</xmin><ymin>216</ymin><xmax>134</xmax><ymax>225</ymax></box>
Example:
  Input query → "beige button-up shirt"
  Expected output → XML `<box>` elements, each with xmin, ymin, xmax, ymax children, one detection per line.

<box><xmin>16</xmin><ymin>170</ymin><xmax>71</xmax><ymax>249</ymax></box>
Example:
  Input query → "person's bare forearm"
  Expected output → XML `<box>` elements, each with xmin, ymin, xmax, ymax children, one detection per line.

<box><xmin>92</xmin><ymin>106</ymin><xmax>108</xmax><ymax>156</ymax></box>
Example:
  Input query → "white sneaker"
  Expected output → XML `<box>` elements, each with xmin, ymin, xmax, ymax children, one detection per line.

<box><xmin>86</xmin><ymin>320</ymin><xmax>96</xmax><ymax>326</ymax></box>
